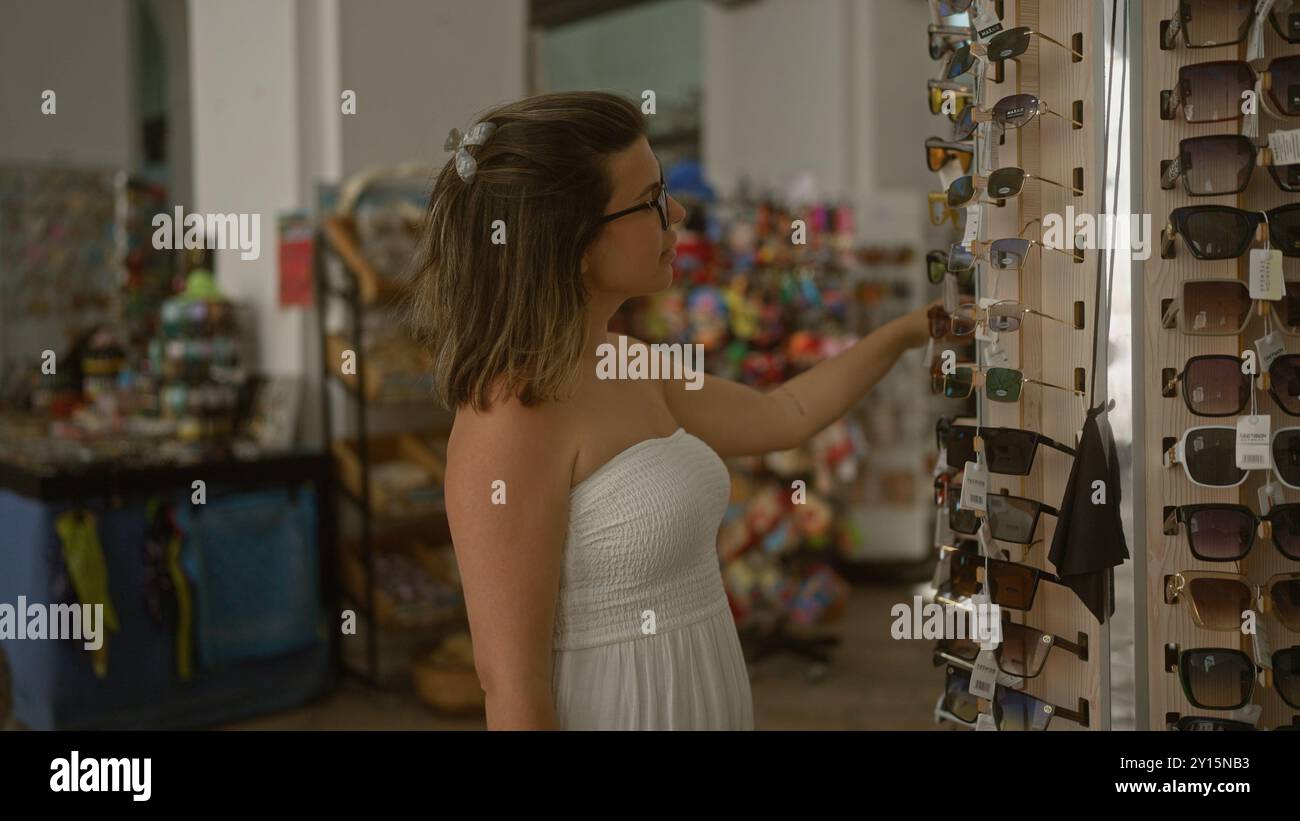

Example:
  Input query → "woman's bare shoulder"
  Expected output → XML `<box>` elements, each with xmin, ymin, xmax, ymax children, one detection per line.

<box><xmin>446</xmin><ymin>388</ymin><xmax>579</xmax><ymax>488</ymax></box>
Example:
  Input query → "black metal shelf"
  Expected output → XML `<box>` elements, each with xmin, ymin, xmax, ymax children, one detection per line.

<box><xmin>313</xmin><ymin>225</ymin><xmax>455</xmax><ymax>687</ymax></box>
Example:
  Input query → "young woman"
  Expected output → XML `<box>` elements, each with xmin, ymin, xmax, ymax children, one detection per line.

<box><xmin>407</xmin><ymin>91</ymin><xmax>932</xmax><ymax>730</ymax></box>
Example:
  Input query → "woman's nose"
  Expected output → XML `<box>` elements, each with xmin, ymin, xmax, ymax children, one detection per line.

<box><xmin>668</xmin><ymin>194</ymin><xmax>687</xmax><ymax>227</ymax></box>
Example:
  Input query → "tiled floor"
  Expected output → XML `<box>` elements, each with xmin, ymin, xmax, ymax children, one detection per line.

<box><xmin>223</xmin><ymin>582</ymin><xmax>943</xmax><ymax>731</ymax></box>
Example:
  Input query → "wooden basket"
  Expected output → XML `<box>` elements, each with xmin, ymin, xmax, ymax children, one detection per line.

<box><xmin>339</xmin><ymin>537</ymin><xmax>463</xmax><ymax>630</ymax></box>
<box><xmin>324</xmin><ymin>333</ymin><xmax>434</xmax><ymax>405</ymax></box>
<box><xmin>323</xmin><ymin>214</ymin><xmax>410</xmax><ymax>306</ymax></box>
<box><xmin>411</xmin><ymin>633</ymin><xmax>484</xmax><ymax>715</ymax></box>
<box><xmin>331</xmin><ymin>432</ymin><xmax>448</xmax><ymax>517</ymax></box>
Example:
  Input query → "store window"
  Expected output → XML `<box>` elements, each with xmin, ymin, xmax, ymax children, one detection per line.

<box><xmin>529</xmin><ymin>0</ymin><xmax>702</xmax><ymax>164</ymax></box>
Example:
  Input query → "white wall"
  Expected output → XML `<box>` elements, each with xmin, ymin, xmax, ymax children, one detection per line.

<box><xmin>702</xmin><ymin>0</ymin><xmax>933</xmax><ymax>244</ymax></box>
<box><xmin>337</xmin><ymin>0</ymin><xmax>527</xmax><ymax>175</ymax></box>
<box><xmin>0</xmin><ymin>0</ymin><xmax>134</xmax><ymax>167</ymax></box>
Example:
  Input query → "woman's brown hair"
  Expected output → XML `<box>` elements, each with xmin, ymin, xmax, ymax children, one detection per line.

<box><xmin>404</xmin><ymin>91</ymin><xmax>647</xmax><ymax>411</ymax></box>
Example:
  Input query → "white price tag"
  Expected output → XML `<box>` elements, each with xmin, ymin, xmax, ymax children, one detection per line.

<box><xmin>1228</xmin><ymin>703</ymin><xmax>1263</xmax><ymax>726</ymax></box>
<box><xmin>961</xmin><ymin>460</ymin><xmax>988</xmax><ymax>512</ymax></box>
<box><xmin>977</xmin><ymin>518</ymin><xmax>997</xmax><ymax>557</ymax></box>
<box><xmin>1256</xmin><ymin>332</ymin><xmax>1286</xmax><ymax>376</ymax></box>
<box><xmin>979</xmin><ymin>125</ymin><xmax>999</xmax><ymax>175</ymax></box>
<box><xmin>1270</xmin><ymin>129</ymin><xmax>1300</xmax><ymax>166</ymax></box>
<box><xmin>1249</xmin><ymin>616</ymin><xmax>1273</xmax><ymax>669</ymax></box>
<box><xmin>974</xmin><ymin>711</ymin><xmax>998</xmax><ymax>731</ymax></box>
<box><xmin>974</xmin><ymin>296</ymin><xmax>998</xmax><ymax>343</ymax></box>
<box><xmin>973</xmin><ymin>596</ymin><xmax>1002</xmax><ymax>649</ymax></box>
<box><xmin>972</xmin><ymin>0</ymin><xmax>1003</xmax><ymax>39</ymax></box>
<box><xmin>1249</xmin><ymin>249</ymin><xmax>1284</xmax><ymax>301</ymax></box>
<box><xmin>944</xmin><ymin>273</ymin><xmax>960</xmax><ymax>313</ymax></box>
<box><xmin>968</xmin><ymin>647</ymin><xmax>1000</xmax><ymax>699</ymax></box>
<box><xmin>1237</xmin><ymin>415</ymin><xmax>1271</xmax><ymax>470</ymax></box>
<box><xmin>962</xmin><ymin>205</ymin><xmax>982</xmax><ymax>247</ymax></box>
<box><xmin>983</xmin><ymin>340</ymin><xmax>1011</xmax><ymax>368</ymax></box>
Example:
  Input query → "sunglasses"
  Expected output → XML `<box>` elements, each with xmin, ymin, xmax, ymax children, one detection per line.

<box><xmin>937</xmin><ymin>660</ymin><xmax>1090</xmax><ymax>730</ymax></box>
<box><xmin>1164</xmin><ymin>425</ymin><xmax>1300</xmax><ymax>489</ymax></box>
<box><xmin>926</xmin><ymin>248</ymin><xmax>974</xmax><ymax>287</ymax></box>
<box><xmin>928</xmin><ymin>191</ymin><xmax>964</xmax><ymax>226</ymax></box>
<box><xmin>937</xmin><ymin>417</ymin><xmax>1078</xmax><ymax>476</ymax></box>
<box><xmin>600</xmin><ymin>159</ymin><xmax>669</xmax><ymax>231</ymax></box>
<box><xmin>937</xmin><ymin>612</ymin><xmax>1087</xmax><ymax>679</ymax></box>
<box><xmin>947</xmin><ymin>237</ymin><xmax>1080</xmax><ymax>272</ymax></box>
<box><xmin>1162</xmin><ymin>204</ymin><xmax>1300</xmax><ymax>260</ymax></box>
<box><xmin>1165</xmin><ymin>353</ymin><xmax>1300</xmax><ymax>416</ymax></box>
<box><xmin>927</xmin><ymin>81</ymin><xmax>974</xmax><ymax>122</ymax></box>
<box><xmin>928</xmin><ymin>300</ymin><xmax>1074</xmax><ymax>338</ymax></box>
<box><xmin>1164</xmin><ymin>570</ymin><xmax>1300</xmax><ymax>632</ymax></box>
<box><xmin>1160</xmin><ymin>0</ymin><xmax>1254</xmax><ymax>49</ymax></box>
<box><xmin>928</xmin><ymin>24</ymin><xmax>972</xmax><ymax>61</ymax></box>
<box><xmin>925</xmin><ymin>136</ymin><xmax>975</xmax><ymax>174</ymax></box>
<box><xmin>1161</xmin><ymin>135</ymin><xmax>1300</xmax><ymax>196</ymax></box>
<box><xmin>1166</xmin><ymin>503</ymin><xmax>1300</xmax><ymax>562</ymax></box>
<box><xmin>936</xmin><ymin>365</ymin><xmax>1083</xmax><ymax>404</ymax></box>
<box><xmin>954</xmin><ymin>93</ymin><xmax>1082</xmax><ymax>142</ymax></box>
<box><xmin>948</xmin><ymin>489</ymin><xmax>1060</xmax><ymax>544</ymax></box>
<box><xmin>933</xmin><ymin>0</ymin><xmax>977</xmax><ymax>17</ymax></box>
<box><xmin>944</xmin><ymin>25</ymin><xmax>1083</xmax><ymax>83</ymax></box>
<box><xmin>1272</xmin><ymin>0</ymin><xmax>1300</xmax><ymax>43</ymax></box>
<box><xmin>1169</xmin><ymin>715</ymin><xmax>1300</xmax><ymax>731</ymax></box>
<box><xmin>1162</xmin><ymin>56</ymin><xmax>1300</xmax><ymax>122</ymax></box>
<box><xmin>1160</xmin><ymin>278</ymin><xmax>1300</xmax><ymax>336</ymax></box>
<box><xmin>1167</xmin><ymin>645</ymin><xmax>1300</xmax><ymax>711</ymax></box>
<box><xmin>937</xmin><ymin>543</ymin><xmax>1065</xmax><ymax>610</ymax></box>
<box><xmin>946</xmin><ymin>167</ymin><xmax>1082</xmax><ymax>208</ymax></box>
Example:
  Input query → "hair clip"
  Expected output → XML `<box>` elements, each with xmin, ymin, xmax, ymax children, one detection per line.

<box><xmin>444</xmin><ymin>122</ymin><xmax>497</xmax><ymax>182</ymax></box>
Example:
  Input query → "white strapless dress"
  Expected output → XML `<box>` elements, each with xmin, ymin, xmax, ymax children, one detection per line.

<box><xmin>551</xmin><ymin>427</ymin><xmax>754</xmax><ymax>730</ymax></box>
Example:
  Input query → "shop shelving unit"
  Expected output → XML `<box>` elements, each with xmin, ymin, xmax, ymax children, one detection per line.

<box><xmin>313</xmin><ymin>188</ymin><xmax>463</xmax><ymax>686</ymax></box>
<box><xmin>929</xmin><ymin>0</ymin><xmax>1111</xmax><ymax>729</ymax></box>
<box><xmin>1134</xmin><ymin>4</ymin><xmax>1300</xmax><ymax>731</ymax></box>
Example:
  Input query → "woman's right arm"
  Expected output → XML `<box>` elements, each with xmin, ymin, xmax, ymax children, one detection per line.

<box><xmin>445</xmin><ymin>404</ymin><xmax>573</xmax><ymax>730</ymax></box>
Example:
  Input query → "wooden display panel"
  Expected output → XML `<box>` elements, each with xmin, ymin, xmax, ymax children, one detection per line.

<box><xmin>1138</xmin><ymin>6</ymin><xmax>1300</xmax><ymax>730</ymax></box>
<box><xmin>973</xmin><ymin>0</ymin><xmax>1107</xmax><ymax>729</ymax></box>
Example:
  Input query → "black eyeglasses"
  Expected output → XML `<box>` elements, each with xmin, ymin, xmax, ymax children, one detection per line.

<box><xmin>1161</xmin><ymin>135</ymin><xmax>1300</xmax><ymax>196</ymax></box>
<box><xmin>601</xmin><ymin>160</ymin><xmax>669</xmax><ymax>230</ymax></box>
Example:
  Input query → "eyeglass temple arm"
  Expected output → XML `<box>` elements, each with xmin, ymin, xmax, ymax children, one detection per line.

<box><xmin>1037</xmin><ymin>175</ymin><xmax>1084</xmax><ymax>196</ymax></box>
<box><xmin>1053</xmin><ymin>697</ymin><xmax>1090</xmax><ymax>727</ymax></box>
<box><xmin>1018</xmin><ymin>217</ymin><xmax>1041</xmax><ymax>238</ymax></box>
<box><xmin>1034</xmin><ymin>432</ymin><xmax>1077</xmax><ymax>457</ymax></box>
<box><xmin>1044</xmin><ymin>108</ymin><xmax>1084</xmax><ymax>128</ymax></box>
<box><xmin>1024</xmin><ymin>377</ymin><xmax>1085</xmax><ymax>396</ymax></box>
<box><xmin>1052</xmin><ymin>630</ymin><xmax>1089</xmax><ymax>661</ymax></box>
<box><xmin>1024</xmin><ymin>306</ymin><xmax>1074</xmax><ymax>327</ymax></box>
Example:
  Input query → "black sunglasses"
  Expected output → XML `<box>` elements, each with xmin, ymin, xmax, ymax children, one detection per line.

<box><xmin>1166</xmin><ymin>645</ymin><xmax>1300</xmax><ymax>711</ymax></box>
<box><xmin>948</xmin><ymin>489</ymin><xmax>1059</xmax><ymax>544</ymax></box>
<box><xmin>1161</xmin><ymin>203</ymin><xmax>1300</xmax><ymax>260</ymax></box>
<box><xmin>936</xmin><ymin>417</ymin><xmax>1077</xmax><ymax>476</ymax></box>
<box><xmin>1164</xmin><ymin>503</ymin><xmax>1300</xmax><ymax>562</ymax></box>
<box><xmin>600</xmin><ymin>160</ymin><xmax>669</xmax><ymax>230</ymax></box>
<box><xmin>1161</xmin><ymin>135</ymin><xmax>1300</xmax><ymax>196</ymax></box>
<box><xmin>1160</xmin><ymin>0</ymin><xmax>1254</xmax><ymax>49</ymax></box>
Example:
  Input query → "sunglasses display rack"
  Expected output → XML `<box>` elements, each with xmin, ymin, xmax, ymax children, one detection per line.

<box><xmin>1137</xmin><ymin>2</ymin><xmax>1300</xmax><ymax>730</ymax></box>
<box><xmin>929</xmin><ymin>0</ymin><xmax>1109</xmax><ymax>730</ymax></box>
